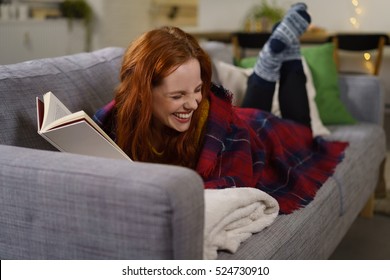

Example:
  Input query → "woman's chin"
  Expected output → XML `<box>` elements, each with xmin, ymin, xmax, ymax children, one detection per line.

<box><xmin>170</xmin><ymin>116</ymin><xmax>191</xmax><ymax>132</ymax></box>
<box><xmin>172</xmin><ymin>125</ymin><xmax>190</xmax><ymax>133</ymax></box>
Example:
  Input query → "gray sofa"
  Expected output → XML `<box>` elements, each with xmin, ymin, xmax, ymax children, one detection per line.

<box><xmin>0</xmin><ymin>47</ymin><xmax>386</xmax><ymax>259</ymax></box>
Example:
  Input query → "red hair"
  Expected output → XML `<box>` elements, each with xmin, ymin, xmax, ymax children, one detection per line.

<box><xmin>115</xmin><ymin>26</ymin><xmax>212</xmax><ymax>168</ymax></box>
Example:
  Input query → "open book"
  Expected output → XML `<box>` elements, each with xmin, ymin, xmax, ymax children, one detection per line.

<box><xmin>36</xmin><ymin>91</ymin><xmax>132</xmax><ymax>161</ymax></box>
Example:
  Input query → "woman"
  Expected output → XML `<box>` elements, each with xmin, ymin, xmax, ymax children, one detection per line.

<box><xmin>94</xmin><ymin>3</ymin><xmax>347</xmax><ymax>214</ymax></box>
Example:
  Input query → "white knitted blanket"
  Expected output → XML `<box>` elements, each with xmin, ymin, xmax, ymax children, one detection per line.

<box><xmin>203</xmin><ymin>187</ymin><xmax>279</xmax><ymax>260</ymax></box>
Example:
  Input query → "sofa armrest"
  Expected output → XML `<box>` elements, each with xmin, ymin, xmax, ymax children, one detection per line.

<box><xmin>0</xmin><ymin>145</ymin><xmax>204</xmax><ymax>259</ymax></box>
<box><xmin>338</xmin><ymin>74</ymin><xmax>385</xmax><ymax>125</ymax></box>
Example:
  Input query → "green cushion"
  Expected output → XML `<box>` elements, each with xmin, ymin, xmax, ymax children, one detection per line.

<box><xmin>236</xmin><ymin>43</ymin><xmax>356</xmax><ymax>125</ymax></box>
<box><xmin>237</xmin><ymin>56</ymin><xmax>258</xmax><ymax>69</ymax></box>
<box><xmin>301</xmin><ymin>43</ymin><xmax>356</xmax><ymax>125</ymax></box>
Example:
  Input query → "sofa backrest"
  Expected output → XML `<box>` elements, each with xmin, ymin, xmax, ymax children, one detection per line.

<box><xmin>0</xmin><ymin>47</ymin><xmax>125</xmax><ymax>150</ymax></box>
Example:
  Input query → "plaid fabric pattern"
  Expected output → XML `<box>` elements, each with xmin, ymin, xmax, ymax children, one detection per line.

<box><xmin>93</xmin><ymin>84</ymin><xmax>348</xmax><ymax>214</ymax></box>
<box><xmin>93</xmin><ymin>99</ymin><xmax>117</xmax><ymax>140</ymax></box>
<box><xmin>196</xmin><ymin>84</ymin><xmax>348</xmax><ymax>214</ymax></box>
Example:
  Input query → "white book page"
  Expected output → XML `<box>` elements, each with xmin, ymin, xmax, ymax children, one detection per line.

<box><xmin>41</xmin><ymin>91</ymin><xmax>72</xmax><ymax>131</ymax></box>
<box><xmin>43</xmin><ymin>110</ymin><xmax>87</xmax><ymax>132</ymax></box>
<box><xmin>42</xmin><ymin>110</ymin><xmax>126</xmax><ymax>157</ymax></box>
<box><xmin>44</xmin><ymin>121</ymin><xmax>132</xmax><ymax>161</ymax></box>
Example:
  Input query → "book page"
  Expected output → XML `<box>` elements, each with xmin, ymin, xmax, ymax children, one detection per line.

<box><xmin>43</xmin><ymin>110</ymin><xmax>87</xmax><ymax>132</ymax></box>
<box><xmin>43</xmin><ymin>121</ymin><xmax>132</xmax><ymax>161</ymax></box>
<box><xmin>43</xmin><ymin>110</ymin><xmax>122</xmax><ymax>153</ymax></box>
<box><xmin>41</xmin><ymin>91</ymin><xmax>72</xmax><ymax>131</ymax></box>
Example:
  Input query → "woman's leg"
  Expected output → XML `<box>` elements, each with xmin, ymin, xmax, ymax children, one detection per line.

<box><xmin>242</xmin><ymin>3</ymin><xmax>311</xmax><ymax>113</ymax></box>
<box><xmin>278</xmin><ymin>60</ymin><xmax>311</xmax><ymax>128</ymax></box>
<box><xmin>243</xmin><ymin>73</ymin><xmax>275</xmax><ymax>111</ymax></box>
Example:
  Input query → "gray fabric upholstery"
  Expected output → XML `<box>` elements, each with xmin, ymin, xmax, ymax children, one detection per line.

<box><xmin>0</xmin><ymin>145</ymin><xmax>204</xmax><ymax>259</ymax></box>
<box><xmin>338</xmin><ymin>74</ymin><xmax>385</xmax><ymax>125</ymax></box>
<box><xmin>0</xmin><ymin>46</ymin><xmax>386</xmax><ymax>259</ymax></box>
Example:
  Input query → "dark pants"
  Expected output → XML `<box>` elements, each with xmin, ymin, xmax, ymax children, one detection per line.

<box><xmin>242</xmin><ymin>60</ymin><xmax>311</xmax><ymax>128</ymax></box>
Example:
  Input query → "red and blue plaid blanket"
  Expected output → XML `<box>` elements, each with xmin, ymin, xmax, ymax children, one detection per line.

<box><xmin>93</xmin><ymin>84</ymin><xmax>348</xmax><ymax>214</ymax></box>
<box><xmin>197</xmin><ymin>85</ymin><xmax>348</xmax><ymax>214</ymax></box>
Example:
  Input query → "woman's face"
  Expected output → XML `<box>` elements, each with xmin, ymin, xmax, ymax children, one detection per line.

<box><xmin>152</xmin><ymin>58</ymin><xmax>203</xmax><ymax>133</ymax></box>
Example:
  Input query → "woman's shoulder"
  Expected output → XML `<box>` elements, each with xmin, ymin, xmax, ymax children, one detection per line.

<box><xmin>93</xmin><ymin>100</ymin><xmax>116</xmax><ymax>125</ymax></box>
<box><xmin>93</xmin><ymin>100</ymin><xmax>117</xmax><ymax>140</ymax></box>
<box><xmin>207</xmin><ymin>83</ymin><xmax>238</xmax><ymax>128</ymax></box>
<box><xmin>210</xmin><ymin>83</ymin><xmax>233</xmax><ymax>103</ymax></box>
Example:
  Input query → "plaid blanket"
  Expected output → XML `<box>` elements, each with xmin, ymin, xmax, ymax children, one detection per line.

<box><xmin>197</xmin><ymin>85</ymin><xmax>348</xmax><ymax>214</ymax></box>
<box><xmin>93</xmin><ymin>84</ymin><xmax>348</xmax><ymax>214</ymax></box>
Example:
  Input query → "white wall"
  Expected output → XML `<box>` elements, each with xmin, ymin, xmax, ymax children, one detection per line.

<box><xmin>87</xmin><ymin>0</ymin><xmax>151</xmax><ymax>49</ymax></box>
<box><xmin>197</xmin><ymin>0</ymin><xmax>390</xmax><ymax>33</ymax></box>
<box><xmin>87</xmin><ymin>0</ymin><xmax>390</xmax><ymax>46</ymax></box>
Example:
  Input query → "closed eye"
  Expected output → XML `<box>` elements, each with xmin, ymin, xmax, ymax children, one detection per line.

<box><xmin>171</xmin><ymin>94</ymin><xmax>183</xmax><ymax>100</ymax></box>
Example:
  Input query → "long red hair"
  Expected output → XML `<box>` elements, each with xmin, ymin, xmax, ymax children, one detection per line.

<box><xmin>115</xmin><ymin>26</ymin><xmax>212</xmax><ymax>169</ymax></box>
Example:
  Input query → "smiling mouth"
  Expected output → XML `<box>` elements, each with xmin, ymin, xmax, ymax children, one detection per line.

<box><xmin>173</xmin><ymin>112</ymin><xmax>192</xmax><ymax>120</ymax></box>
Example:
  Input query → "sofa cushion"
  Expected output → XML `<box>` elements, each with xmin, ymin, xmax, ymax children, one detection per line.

<box><xmin>213</xmin><ymin>60</ymin><xmax>252</xmax><ymax>106</ymax></box>
<box><xmin>0</xmin><ymin>47</ymin><xmax>124</xmax><ymax>150</ymax></box>
<box><xmin>301</xmin><ymin>43</ymin><xmax>356</xmax><ymax>125</ymax></box>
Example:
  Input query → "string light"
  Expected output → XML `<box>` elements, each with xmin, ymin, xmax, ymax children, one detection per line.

<box><xmin>364</xmin><ymin>53</ymin><xmax>371</xmax><ymax>61</ymax></box>
<box><xmin>349</xmin><ymin>1</ymin><xmax>374</xmax><ymax>73</ymax></box>
<box><xmin>363</xmin><ymin>52</ymin><xmax>374</xmax><ymax>74</ymax></box>
<box><xmin>350</xmin><ymin>0</ymin><xmax>362</xmax><ymax>29</ymax></box>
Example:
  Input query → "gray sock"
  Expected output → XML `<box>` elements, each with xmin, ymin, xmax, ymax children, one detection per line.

<box><xmin>254</xmin><ymin>3</ymin><xmax>311</xmax><ymax>81</ymax></box>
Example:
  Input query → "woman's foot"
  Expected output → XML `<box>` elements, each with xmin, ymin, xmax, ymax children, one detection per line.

<box><xmin>253</xmin><ymin>3</ymin><xmax>311</xmax><ymax>82</ymax></box>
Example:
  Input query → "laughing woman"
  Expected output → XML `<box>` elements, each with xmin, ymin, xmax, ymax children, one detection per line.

<box><xmin>93</xmin><ymin>3</ymin><xmax>348</xmax><ymax>214</ymax></box>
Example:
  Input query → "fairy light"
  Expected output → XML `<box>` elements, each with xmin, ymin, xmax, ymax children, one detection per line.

<box><xmin>349</xmin><ymin>1</ymin><xmax>374</xmax><ymax>74</ymax></box>
<box><xmin>363</xmin><ymin>52</ymin><xmax>374</xmax><ymax>74</ymax></box>
<box><xmin>349</xmin><ymin>17</ymin><xmax>360</xmax><ymax>29</ymax></box>
<box><xmin>350</xmin><ymin>0</ymin><xmax>362</xmax><ymax>29</ymax></box>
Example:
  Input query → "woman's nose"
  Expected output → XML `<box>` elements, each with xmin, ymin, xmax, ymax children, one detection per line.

<box><xmin>184</xmin><ymin>95</ymin><xmax>201</xmax><ymax>110</ymax></box>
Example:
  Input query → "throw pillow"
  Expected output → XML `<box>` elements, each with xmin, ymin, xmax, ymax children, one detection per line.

<box><xmin>301</xmin><ymin>43</ymin><xmax>356</xmax><ymax>125</ymax></box>
<box><xmin>237</xmin><ymin>57</ymin><xmax>258</xmax><ymax>69</ymax></box>
<box><xmin>213</xmin><ymin>59</ymin><xmax>330</xmax><ymax>136</ymax></box>
<box><xmin>214</xmin><ymin>60</ymin><xmax>253</xmax><ymax>106</ymax></box>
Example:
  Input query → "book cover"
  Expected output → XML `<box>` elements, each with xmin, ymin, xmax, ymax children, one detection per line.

<box><xmin>36</xmin><ymin>92</ymin><xmax>132</xmax><ymax>161</ymax></box>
